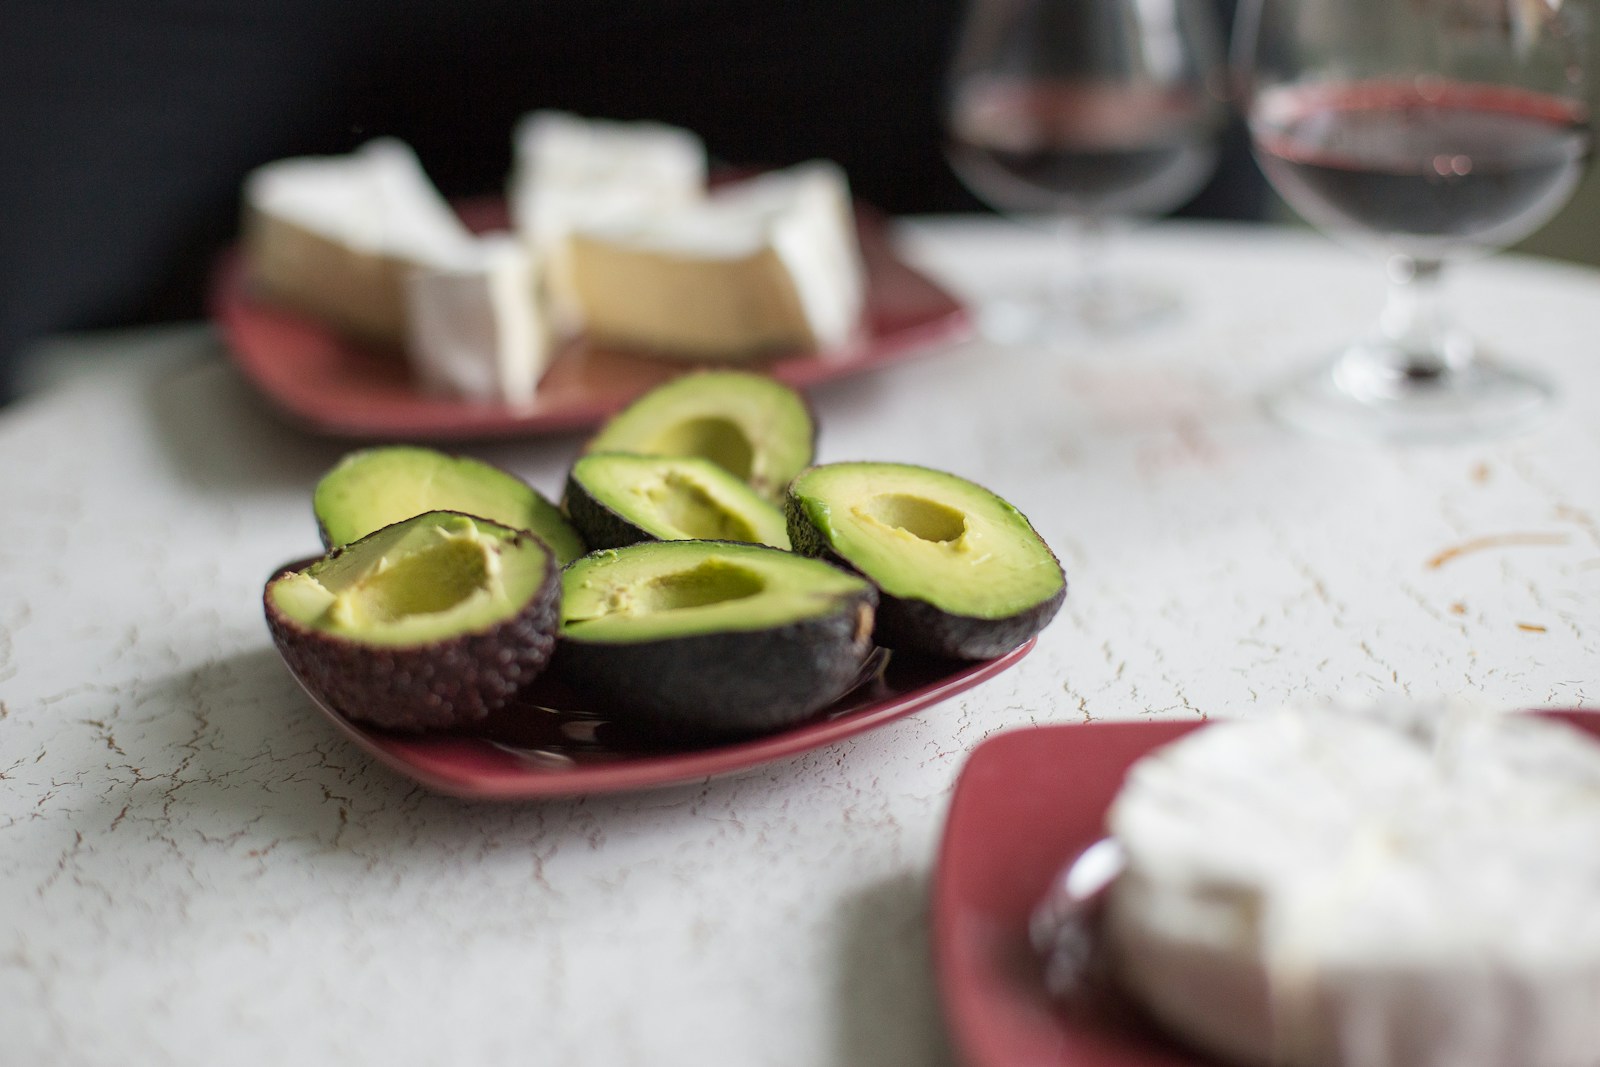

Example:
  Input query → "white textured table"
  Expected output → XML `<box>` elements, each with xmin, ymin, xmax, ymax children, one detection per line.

<box><xmin>3</xmin><ymin>219</ymin><xmax>1597</xmax><ymax>1066</ymax></box>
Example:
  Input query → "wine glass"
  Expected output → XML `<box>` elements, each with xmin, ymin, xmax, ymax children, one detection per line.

<box><xmin>1236</xmin><ymin>0</ymin><xmax>1593</xmax><ymax>442</ymax></box>
<box><xmin>944</xmin><ymin>0</ymin><xmax>1229</xmax><ymax>337</ymax></box>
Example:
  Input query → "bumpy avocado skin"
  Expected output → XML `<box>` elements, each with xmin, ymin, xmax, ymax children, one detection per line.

<box><xmin>870</xmin><ymin>583</ymin><xmax>1065</xmax><ymax>661</ymax></box>
<box><xmin>264</xmin><ymin>526</ymin><xmax>561</xmax><ymax>732</ymax></box>
<box><xmin>784</xmin><ymin>497</ymin><xmax>833</xmax><ymax>559</ymax></box>
<box><xmin>555</xmin><ymin>588</ymin><xmax>878</xmax><ymax>737</ymax></box>
<box><xmin>783</xmin><ymin>491</ymin><xmax>1066</xmax><ymax>661</ymax></box>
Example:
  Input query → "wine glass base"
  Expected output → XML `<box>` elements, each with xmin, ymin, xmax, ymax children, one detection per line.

<box><xmin>1076</xmin><ymin>279</ymin><xmax>1181</xmax><ymax>334</ymax></box>
<box><xmin>976</xmin><ymin>278</ymin><xmax>1180</xmax><ymax>346</ymax></box>
<box><xmin>1267</xmin><ymin>349</ymin><xmax>1554</xmax><ymax>444</ymax></box>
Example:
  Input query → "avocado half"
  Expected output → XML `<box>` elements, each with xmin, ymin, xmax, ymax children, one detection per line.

<box><xmin>557</xmin><ymin>540</ymin><xmax>877</xmax><ymax>736</ymax></box>
<box><xmin>786</xmin><ymin>462</ymin><xmax>1065</xmax><ymax>660</ymax></box>
<box><xmin>564</xmin><ymin>453</ymin><xmax>791</xmax><ymax>551</ymax></box>
<box><xmin>585</xmin><ymin>371</ymin><xmax>815</xmax><ymax>500</ymax></box>
<box><xmin>313</xmin><ymin>445</ymin><xmax>586</xmax><ymax>565</ymax></box>
<box><xmin>264</xmin><ymin>510</ymin><xmax>561</xmax><ymax>731</ymax></box>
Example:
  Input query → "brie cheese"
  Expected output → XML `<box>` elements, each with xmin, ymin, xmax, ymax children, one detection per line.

<box><xmin>242</xmin><ymin>138</ymin><xmax>476</xmax><ymax>346</ymax></box>
<box><xmin>563</xmin><ymin>161</ymin><xmax>866</xmax><ymax>359</ymax></box>
<box><xmin>1104</xmin><ymin>704</ymin><xmax>1600</xmax><ymax>1067</ymax></box>
<box><xmin>508</xmin><ymin>111</ymin><xmax>707</xmax><ymax>329</ymax></box>
<box><xmin>508</xmin><ymin>110</ymin><xmax>707</xmax><ymax>235</ymax></box>
<box><xmin>403</xmin><ymin>235</ymin><xmax>552</xmax><ymax>406</ymax></box>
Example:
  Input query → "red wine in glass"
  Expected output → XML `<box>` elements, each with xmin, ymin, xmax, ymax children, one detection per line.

<box><xmin>948</xmin><ymin>81</ymin><xmax>1221</xmax><ymax>218</ymax></box>
<box><xmin>1252</xmin><ymin>81</ymin><xmax>1593</xmax><ymax>259</ymax></box>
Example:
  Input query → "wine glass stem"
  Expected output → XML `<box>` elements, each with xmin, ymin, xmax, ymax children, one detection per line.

<box><xmin>1076</xmin><ymin>215</ymin><xmax>1109</xmax><ymax>309</ymax></box>
<box><xmin>1052</xmin><ymin>214</ymin><xmax>1109</xmax><ymax>321</ymax></box>
<box><xmin>1374</xmin><ymin>255</ymin><xmax>1473</xmax><ymax>381</ymax></box>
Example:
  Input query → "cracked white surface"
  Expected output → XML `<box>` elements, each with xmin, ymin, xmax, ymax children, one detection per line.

<box><xmin>2</xmin><ymin>220</ymin><xmax>1598</xmax><ymax>1065</ymax></box>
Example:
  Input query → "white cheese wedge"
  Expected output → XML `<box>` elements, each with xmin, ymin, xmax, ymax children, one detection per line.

<box><xmin>403</xmin><ymin>235</ymin><xmax>552</xmax><ymax>405</ymax></box>
<box><xmin>508</xmin><ymin>110</ymin><xmax>708</xmax><ymax>235</ymax></box>
<box><xmin>563</xmin><ymin>161</ymin><xmax>866</xmax><ymax>359</ymax></box>
<box><xmin>508</xmin><ymin>111</ymin><xmax>708</xmax><ymax>330</ymax></box>
<box><xmin>1103</xmin><ymin>704</ymin><xmax>1600</xmax><ymax>1067</ymax></box>
<box><xmin>242</xmin><ymin>139</ymin><xmax>477</xmax><ymax>347</ymax></box>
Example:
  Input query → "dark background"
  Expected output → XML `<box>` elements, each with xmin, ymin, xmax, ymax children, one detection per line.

<box><xmin>0</xmin><ymin>0</ymin><xmax>1264</xmax><ymax>403</ymax></box>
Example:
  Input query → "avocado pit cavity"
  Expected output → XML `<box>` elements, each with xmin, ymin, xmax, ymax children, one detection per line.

<box><xmin>639</xmin><ymin>560</ymin><xmax>765</xmax><ymax>613</ymax></box>
<box><xmin>565</xmin><ymin>453</ymin><xmax>790</xmax><ymax>550</ymax></box>
<box><xmin>857</xmin><ymin>492</ymin><xmax>969</xmax><ymax>545</ymax></box>
<box><xmin>325</xmin><ymin>534</ymin><xmax>497</xmax><ymax>630</ymax></box>
<box><xmin>581</xmin><ymin>560</ymin><xmax>767</xmax><ymax>624</ymax></box>
<box><xmin>639</xmin><ymin>471</ymin><xmax>761</xmax><ymax>541</ymax></box>
<box><xmin>647</xmin><ymin>416</ymin><xmax>756</xmax><ymax>483</ymax></box>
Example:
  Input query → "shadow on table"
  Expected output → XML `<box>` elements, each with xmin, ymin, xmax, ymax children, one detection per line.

<box><xmin>141</xmin><ymin>328</ymin><xmax>348</xmax><ymax>495</ymax></box>
<box><xmin>832</xmin><ymin>871</ymin><xmax>959</xmax><ymax>1067</ymax></box>
<box><xmin>139</xmin><ymin>326</ymin><xmax>591</xmax><ymax>501</ymax></box>
<box><xmin>86</xmin><ymin>645</ymin><xmax>834</xmax><ymax>872</ymax></box>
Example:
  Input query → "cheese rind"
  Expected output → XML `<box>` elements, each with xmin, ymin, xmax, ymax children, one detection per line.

<box><xmin>1103</xmin><ymin>704</ymin><xmax>1600</xmax><ymax>1067</ymax></box>
<box><xmin>242</xmin><ymin>139</ymin><xmax>476</xmax><ymax>346</ymax></box>
<box><xmin>508</xmin><ymin>110</ymin><xmax>707</xmax><ymax>238</ymax></box>
<box><xmin>403</xmin><ymin>236</ymin><xmax>552</xmax><ymax>406</ymax></box>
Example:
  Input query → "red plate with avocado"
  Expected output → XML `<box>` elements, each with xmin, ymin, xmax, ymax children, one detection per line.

<box><xmin>281</xmin><ymin>636</ymin><xmax>1034</xmax><ymax>798</ymax></box>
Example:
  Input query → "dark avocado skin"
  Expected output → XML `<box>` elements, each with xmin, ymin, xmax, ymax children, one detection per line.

<box><xmin>784</xmin><ymin>494</ymin><xmax>1066</xmax><ymax>661</ymax></box>
<box><xmin>554</xmin><ymin>588</ymin><xmax>878</xmax><ymax>737</ymax></box>
<box><xmin>872</xmin><ymin>582</ymin><xmax>1065</xmax><ymax>661</ymax></box>
<box><xmin>561</xmin><ymin>471</ymin><xmax>654</xmax><ymax>551</ymax></box>
<box><xmin>263</xmin><ymin>529</ymin><xmax>562</xmax><ymax>733</ymax></box>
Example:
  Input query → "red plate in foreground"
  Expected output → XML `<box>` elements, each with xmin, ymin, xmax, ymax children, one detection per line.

<box><xmin>212</xmin><ymin>200</ymin><xmax>972</xmax><ymax>440</ymax></box>
<box><xmin>931</xmin><ymin>710</ymin><xmax>1600</xmax><ymax>1067</ymax></box>
<box><xmin>288</xmin><ymin>639</ymin><xmax>1033</xmax><ymax>799</ymax></box>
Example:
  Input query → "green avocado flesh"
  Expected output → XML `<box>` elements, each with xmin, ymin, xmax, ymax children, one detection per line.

<box><xmin>562</xmin><ymin>540</ymin><xmax>869</xmax><ymax>644</ymax></box>
<box><xmin>585</xmin><ymin>372</ymin><xmax>814</xmax><ymax>499</ymax></box>
<box><xmin>271</xmin><ymin>512</ymin><xmax>549</xmax><ymax>647</ymax></box>
<box><xmin>313</xmin><ymin>446</ymin><xmax>584</xmax><ymax>564</ymax></box>
<box><xmin>787</xmin><ymin>462</ymin><xmax>1063</xmax><ymax>620</ymax></box>
<box><xmin>565</xmin><ymin>453</ymin><xmax>791</xmax><ymax>550</ymax></box>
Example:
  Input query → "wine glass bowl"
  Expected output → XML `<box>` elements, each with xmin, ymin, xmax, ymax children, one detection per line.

<box><xmin>946</xmin><ymin>82</ymin><xmax>1222</xmax><ymax>220</ymax></box>
<box><xmin>1237</xmin><ymin>0</ymin><xmax>1593</xmax><ymax>440</ymax></box>
<box><xmin>944</xmin><ymin>0</ymin><xmax>1229</xmax><ymax>335</ymax></box>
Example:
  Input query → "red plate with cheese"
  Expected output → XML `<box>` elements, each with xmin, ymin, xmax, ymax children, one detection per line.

<box><xmin>211</xmin><ymin>199</ymin><xmax>971</xmax><ymax>440</ymax></box>
<box><xmin>931</xmin><ymin>710</ymin><xmax>1600</xmax><ymax>1067</ymax></box>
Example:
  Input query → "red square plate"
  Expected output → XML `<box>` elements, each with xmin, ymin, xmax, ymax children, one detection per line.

<box><xmin>931</xmin><ymin>710</ymin><xmax>1600</xmax><ymax>1067</ymax></box>
<box><xmin>211</xmin><ymin>200</ymin><xmax>971</xmax><ymax>440</ymax></box>
<box><xmin>286</xmin><ymin>639</ymin><xmax>1034</xmax><ymax>799</ymax></box>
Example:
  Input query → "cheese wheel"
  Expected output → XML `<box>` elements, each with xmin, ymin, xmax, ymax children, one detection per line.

<box><xmin>1104</xmin><ymin>705</ymin><xmax>1600</xmax><ymax>1067</ymax></box>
